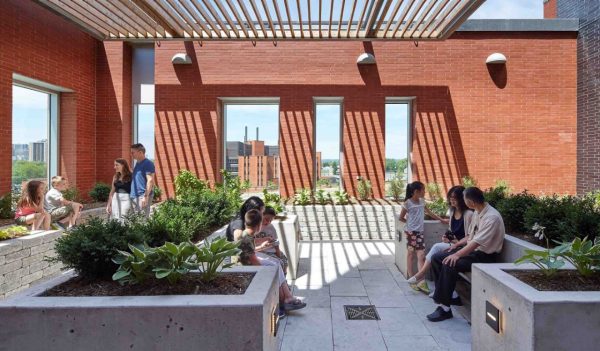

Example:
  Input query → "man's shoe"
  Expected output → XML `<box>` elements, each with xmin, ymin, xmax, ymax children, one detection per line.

<box><xmin>427</xmin><ymin>306</ymin><xmax>453</xmax><ymax>322</ymax></box>
<box><xmin>450</xmin><ymin>296</ymin><xmax>463</xmax><ymax>306</ymax></box>
<box><xmin>417</xmin><ymin>281</ymin><xmax>430</xmax><ymax>295</ymax></box>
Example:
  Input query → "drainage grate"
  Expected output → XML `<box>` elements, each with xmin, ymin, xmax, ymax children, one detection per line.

<box><xmin>344</xmin><ymin>305</ymin><xmax>380</xmax><ymax>320</ymax></box>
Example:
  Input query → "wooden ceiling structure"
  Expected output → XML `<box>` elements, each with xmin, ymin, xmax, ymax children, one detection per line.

<box><xmin>35</xmin><ymin>0</ymin><xmax>485</xmax><ymax>41</ymax></box>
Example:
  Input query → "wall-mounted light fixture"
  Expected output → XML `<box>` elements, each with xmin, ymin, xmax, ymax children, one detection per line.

<box><xmin>486</xmin><ymin>53</ymin><xmax>507</xmax><ymax>64</ymax></box>
<box><xmin>172</xmin><ymin>53</ymin><xmax>192</xmax><ymax>65</ymax></box>
<box><xmin>357</xmin><ymin>53</ymin><xmax>376</xmax><ymax>65</ymax></box>
<box><xmin>486</xmin><ymin>301</ymin><xmax>501</xmax><ymax>333</ymax></box>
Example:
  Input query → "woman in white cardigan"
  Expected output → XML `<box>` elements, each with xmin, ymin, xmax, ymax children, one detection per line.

<box><xmin>407</xmin><ymin>186</ymin><xmax>474</xmax><ymax>289</ymax></box>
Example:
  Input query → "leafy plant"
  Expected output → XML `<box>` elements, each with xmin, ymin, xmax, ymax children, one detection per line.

<box><xmin>483</xmin><ymin>185</ymin><xmax>508</xmax><ymax>208</ymax></box>
<box><xmin>294</xmin><ymin>188</ymin><xmax>312</xmax><ymax>206</ymax></box>
<box><xmin>88</xmin><ymin>182</ymin><xmax>111</xmax><ymax>202</ymax></box>
<box><xmin>461</xmin><ymin>175</ymin><xmax>478</xmax><ymax>188</ymax></box>
<box><xmin>196</xmin><ymin>238</ymin><xmax>240</xmax><ymax>282</ymax></box>
<box><xmin>218</xmin><ymin>169</ymin><xmax>248</xmax><ymax>210</ymax></box>
<box><xmin>427</xmin><ymin>198</ymin><xmax>448</xmax><ymax>218</ymax></box>
<box><xmin>388</xmin><ymin>176</ymin><xmax>405</xmax><ymax>202</ymax></box>
<box><xmin>316</xmin><ymin>178</ymin><xmax>331</xmax><ymax>189</ymax></box>
<box><xmin>263</xmin><ymin>189</ymin><xmax>284</xmax><ymax>213</ymax></box>
<box><xmin>62</xmin><ymin>187</ymin><xmax>81</xmax><ymax>202</ymax></box>
<box><xmin>357</xmin><ymin>177</ymin><xmax>372</xmax><ymax>201</ymax></box>
<box><xmin>266</xmin><ymin>181</ymin><xmax>278</xmax><ymax>191</ymax></box>
<box><xmin>150</xmin><ymin>200</ymin><xmax>210</xmax><ymax>244</ymax></box>
<box><xmin>0</xmin><ymin>225</ymin><xmax>28</xmax><ymax>241</ymax></box>
<box><xmin>515</xmin><ymin>224</ymin><xmax>565</xmax><ymax>277</ymax></box>
<box><xmin>554</xmin><ymin>237</ymin><xmax>600</xmax><ymax>277</ymax></box>
<box><xmin>426</xmin><ymin>182</ymin><xmax>442</xmax><ymax>201</ymax></box>
<box><xmin>153</xmin><ymin>185</ymin><xmax>162</xmax><ymax>202</ymax></box>
<box><xmin>52</xmin><ymin>217</ymin><xmax>148</xmax><ymax>279</ymax></box>
<box><xmin>174</xmin><ymin>169</ymin><xmax>208</xmax><ymax>202</ymax></box>
<box><xmin>496</xmin><ymin>191</ymin><xmax>539</xmax><ymax>234</ymax></box>
<box><xmin>0</xmin><ymin>192</ymin><xmax>13</xmax><ymax>219</ymax></box>
<box><xmin>332</xmin><ymin>190</ymin><xmax>350</xmax><ymax>205</ymax></box>
<box><xmin>112</xmin><ymin>243</ymin><xmax>155</xmax><ymax>284</ymax></box>
<box><xmin>314</xmin><ymin>189</ymin><xmax>332</xmax><ymax>205</ymax></box>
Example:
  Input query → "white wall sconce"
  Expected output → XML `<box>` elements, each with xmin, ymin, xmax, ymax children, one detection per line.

<box><xmin>486</xmin><ymin>53</ymin><xmax>507</xmax><ymax>64</ymax></box>
<box><xmin>357</xmin><ymin>53</ymin><xmax>376</xmax><ymax>65</ymax></box>
<box><xmin>172</xmin><ymin>53</ymin><xmax>192</xmax><ymax>64</ymax></box>
<box><xmin>486</xmin><ymin>301</ymin><xmax>501</xmax><ymax>333</ymax></box>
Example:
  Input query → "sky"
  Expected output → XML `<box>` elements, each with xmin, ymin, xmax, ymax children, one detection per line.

<box><xmin>471</xmin><ymin>0</ymin><xmax>542</xmax><ymax>19</ymax></box>
<box><xmin>12</xmin><ymin>86</ymin><xmax>48</xmax><ymax>144</ymax></box>
<box><xmin>226</xmin><ymin>104</ymin><xmax>280</xmax><ymax>146</ymax></box>
<box><xmin>137</xmin><ymin>104</ymin><xmax>155</xmax><ymax>159</ymax></box>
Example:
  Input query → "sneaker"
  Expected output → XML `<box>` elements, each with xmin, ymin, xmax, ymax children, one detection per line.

<box><xmin>427</xmin><ymin>306</ymin><xmax>453</xmax><ymax>322</ymax></box>
<box><xmin>450</xmin><ymin>296</ymin><xmax>463</xmax><ymax>306</ymax></box>
<box><xmin>417</xmin><ymin>281</ymin><xmax>430</xmax><ymax>295</ymax></box>
<box><xmin>428</xmin><ymin>290</ymin><xmax>435</xmax><ymax>298</ymax></box>
<box><xmin>278</xmin><ymin>308</ymin><xmax>286</xmax><ymax>319</ymax></box>
<box><xmin>407</xmin><ymin>275</ymin><xmax>420</xmax><ymax>284</ymax></box>
<box><xmin>409</xmin><ymin>283</ymin><xmax>421</xmax><ymax>292</ymax></box>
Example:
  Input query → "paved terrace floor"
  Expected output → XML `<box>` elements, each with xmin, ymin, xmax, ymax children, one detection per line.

<box><xmin>277</xmin><ymin>241</ymin><xmax>471</xmax><ymax>351</ymax></box>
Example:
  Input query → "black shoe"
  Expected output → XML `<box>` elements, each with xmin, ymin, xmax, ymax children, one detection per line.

<box><xmin>427</xmin><ymin>306</ymin><xmax>453</xmax><ymax>322</ymax></box>
<box><xmin>450</xmin><ymin>296</ymin><xmax>463</xmax><ymax>306</ymax></box>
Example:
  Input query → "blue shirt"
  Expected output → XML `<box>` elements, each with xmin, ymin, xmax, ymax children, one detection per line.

<box><xmin>130</xmin><ymin>158</ymin><xmax>155</xmax><ymax>198</ymax></box>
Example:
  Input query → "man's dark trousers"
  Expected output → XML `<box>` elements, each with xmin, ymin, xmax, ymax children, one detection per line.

<box><xmin>431</xmin><ymin>249</ymin><xmax>497</xmax><ymax>306</ymax></box>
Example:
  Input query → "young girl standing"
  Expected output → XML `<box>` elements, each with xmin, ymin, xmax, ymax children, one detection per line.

<box><xmin>399</xmin><ymin>181</ymin><xmax>447</xmax><ymax>293</ymax></box>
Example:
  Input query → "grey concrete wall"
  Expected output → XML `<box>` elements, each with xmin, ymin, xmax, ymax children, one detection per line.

<box><xmin>395</xmin><ymin>220</ymin><xmax>448</xmax><ymax>279</ymax></box>
<box><xmin>0</xmin><ymin>229</ymin><xmax>63</xmax><ymax>299</ymax></box>
<box><xmin>286</xmin><ymin>204</ymin><xmax>401</xmax><ymax>240</ymax></box>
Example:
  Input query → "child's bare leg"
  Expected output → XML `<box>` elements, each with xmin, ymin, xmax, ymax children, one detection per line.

<box><xmin>42</xmin><ymin>213</ymin><xmax>51</xmax><ymax>230</ymax></box>
<box><xmin>407</xmin><ymin>250</ymin><xmax>415</xmax><ymax>278</ymax></box>
<box><xmin>417</xmin><ymin>250</ymin><xmax>426</xmax><ymax>272</ymax></box>
<box><xmin>413</xmin><ymin>260</ymin><xmax>432</xmax><ymax>281</ymax></box>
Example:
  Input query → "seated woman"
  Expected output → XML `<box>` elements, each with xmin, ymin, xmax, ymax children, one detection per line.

<box><xmin>254</xmin><ymin>207</ymin><xmax>288</xmax><ymax>273</ymax></box>
<box><xmin>238</xmin><ymin>209</ymin><xmax>306</xmax><ymax>314</ymax></box>
<box><xmin>407</xmin><ymin>186</ymin><xmax>473</xmax><ymax>299</ymax></box>
<box><xmin>15</xmin><ymin>180</ymin><xmax>51</xmax><ymax>231</ymax></box>
<box><xmin>226</xmin><ymin>196</ymin><xmax>264</xmax><ymax>242</ymax></box>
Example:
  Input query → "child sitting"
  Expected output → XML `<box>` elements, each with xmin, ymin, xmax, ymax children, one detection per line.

<box><xmin>44</xmin><ymin>176</ymin><xmax>83</xmax><ymax>229</ymax></box>
<box><xmin>15</xmin><ymin>180</ymin><xmax>51</xmax><ymax>231</ymax></box>
<box><xmin>238</xmin><ymin>209</ymin><xmax>306</xmax><ymax>313</ymax></box>
<box><xmin>255</xmin><ymin>207</ymin><xmax>289</xmax><ymax>273</ymax></box>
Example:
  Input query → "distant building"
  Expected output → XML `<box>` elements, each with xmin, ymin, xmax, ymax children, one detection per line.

<box><xmin>226</xmin><ymin>141</ymin><xmax>251</xmax><ymax>175</ymax></box>
<box><xmin>237</xmin><ymin>140</ymin><xmax>279</xmax><ymax>190</ymax></box>
<box><xmin>28</xmin><ymin>139</ymin><xmax>47</xmax><ymax>162</ymax></box>
<box><xmin>12</xmin><ymin>144</ymin><xmax>28</xmax><ymax>161</ymax></box>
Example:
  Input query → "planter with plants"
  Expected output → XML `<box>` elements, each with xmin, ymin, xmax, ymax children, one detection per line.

<box><xmin>471</xmin><ymin>225</ymin><xmax>600</xmax><ymax>351</ymax></box>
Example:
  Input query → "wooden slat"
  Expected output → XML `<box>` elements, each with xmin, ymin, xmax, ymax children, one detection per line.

<box><xmin>213</xmin><ymin>0</ymin><xmax>242</xmax><ymax>38</ymax></box>
<box><xmin>364</xmin><ymin>0</ymin><xmax>384</xmax><ymax>36</ymax></box>
<box><xmin>224</xmin><ymin>0</ymin><xmax>251</xmax><ymax>38</ymax></box>
<box><xmin>336</xmin><ymin>0</ymin><xmax>346</xmax><ymax>38</ymax></box>
<box><xmin>177</xmin><ymin>0</ymin><xmax>214</xmax><ymax>38</ymax></box>
<box><xmin>439</xmin><ymin>0</ymin><xmax>484</xmax><ymax>39</ymax></box>
<box><xmin>131</xmin><ymin>0</ymin><xmax>182</xmax><ymax>37</ymax></box>
<box><xmin>396</xmin><ymin>0</ymin><xmax>425</xmax><ymax>38</ymax></box>
<box><xmin>47</xmin><ymin>0</ymin><xmax>112</xmax><ymax>37</ymax></box>
<box><xmin>34</xmin><ymin>0</ymin><xmax>107</xmax><ymax>39</ymax></box>
<box><xmin>407</xmin><ymin>0</ymin><xmax>437</xmax><ymax>37</ymax></box>
<box><xmin>307</xmin><ymin>0</ymin><xmax>313</xmax><ymax>38</ymax></box>
<box><xmin>296</xmin><ymin>0</ymin><xmax>305</xmax><ymax>38</ymax></box>
<box><xmin>416</xmin><ymin>0</ymin><xmax>449</xmax><ymax>38</ymax></box>
<box><xmin>328</xmin><ymin>0</ymin><xmax>335</xmax><ymax>38</ymax></box>
<box><xmin>259</xmin><ymin>0</ymin><xmax>278</xmax><ymax>38</ymax></box>
<box><xmin>237</xmin><ymin>0</ymin><xmax>260</xmax><ymax>38</ymax></box>
<box><xmin>155</xmin><ymin>0</ymin><xmax>195</xmax><ymax>37</ymax></box>
<box><xmin>355</xmin><ymin>0</ymin><xmax>372</xmax><ymax>38</ymax></box>
<box><xmin>73</xmin><ymin>0</ymin><xmax>132</xmax><ymax>37</ymax></box>
<box><xmin>372</xmin><ymin>0</ymin><xmax>394</xmax><ymax>35</ymax></box>
<box><xmin>346</xmin><ymin>0</ymin><xmax>358</xmax><ymax>38</ymax></box>
<box><xmin>249</xmin><ymin>0</ymin><xmax>269</xmax><ymax>38</ymax></box>
<box><xmin>94</xmin><ymin>0</ymin><xmax>145</xmax><ymax>37</ymax></box>
<box><xmin>117</xmin><ymin>0</ymin><xmax>165</xmax><ymax>37</ymax></box>
<box><xmin>190</xmin><ymin>0</ymin><xmax>224</xmax><ymax>38</ymax></box>
<box><xmin>422</xmin><ymin>0</ymin><xmax>459</xmax><ymax>37</ymax></box>
<box><xmin>382</xmin><ymin>0</ymin><xmax>405</xmax><ymax>34</ymax></box>
<box><xmin>390</xmin><ymin>0</ymin><xmax>415</xmax><ymax>37</ymax></box>
<box><xmin>200</xmin><ymin>0</ymin><xmax>233</xmax><ymax>38</ymax></box>
<box><xmin>272</xmin><ymin>0</ymin><xmax>287</xmax><ymax>38</ymax></box>
<box><xmin>318</xmin><ymin>0</ymin><xmax>323</xmax><ymax>38</ymax></box>
<box><xmin>282</xmin><ymin>0</ymin><xmax>296</xmax><ymax>38</ymax></box>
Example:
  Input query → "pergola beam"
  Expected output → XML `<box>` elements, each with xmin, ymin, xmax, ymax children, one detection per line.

<box><xmin>130</xmin><ymin>0</ymin><xmax>181</xmax><ymax>37</ymax></box>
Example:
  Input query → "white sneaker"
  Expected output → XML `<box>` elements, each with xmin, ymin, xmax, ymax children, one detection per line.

<box><xmin>429</xmin><ymin>290</ymin><xmax>435</xmax><ymax>298</ymax></box>
<box><xmin>407</xmin><ymin>276</ymin><xmax>419</xmax><ymax>284</ymax></box>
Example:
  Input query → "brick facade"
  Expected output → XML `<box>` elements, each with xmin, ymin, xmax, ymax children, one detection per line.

<box><xmin>154</xmin><ymin>35</ymin><xmax>577</xmax><ymax>198</ymax></box>
<box><xmin>544</xmin><ymin>0</ymin><xmax>558</xmax><ymax>18</ymax></box>
<box><xmin>555</xmin><ymin>0</ymin><xmax>600</xmax><ymax>194</ymax></box>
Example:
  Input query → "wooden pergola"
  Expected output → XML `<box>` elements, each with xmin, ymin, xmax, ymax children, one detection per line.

<box><xmin>36</xmin><ymin>0</ymin><xmax>485</xmax><ymax>41</ymax></box>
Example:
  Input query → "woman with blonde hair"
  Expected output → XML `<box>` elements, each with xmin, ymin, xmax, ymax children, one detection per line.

<box><xmin>15</xmin><ymin>180</ymin><xmax>51</xmax><ymax>231</ymax></box>
<box><xmin>106</xmin><ymin>158</ymin><xmax>133</xmax><ymax>221</ymax></box>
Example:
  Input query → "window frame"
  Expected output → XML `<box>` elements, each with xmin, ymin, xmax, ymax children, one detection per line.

<box><xmin>384</xmin><ymin>97</ymin><xmax>415</xmax><ymax>188</ymax></box>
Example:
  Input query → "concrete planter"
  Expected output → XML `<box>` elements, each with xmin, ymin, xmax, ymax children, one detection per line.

<box><xmin>500</xmin><ymin>234</ymin><xmax>545</xmax><ymax>263</ymax></box>
<box><xmin>271</xmin><ymin>214</ymin><xmax>300</xmax><ymax>279</ymax></box>
<box><xmin>395</xmin><ymin>220</ymin><xmax>447</xmax><ymax>278</ymax></box>
<box><xmin>0</xmin><ymin>265</ymin><xmax>280</xmax><ymax>351</ymax></box>
<box><xmin>472</xmin><ymin>263</ymin><xmax>600</xmax><ymax>351</ymax></box>
<box><xmin>286</xmin><ymin>204</ymin><xmax>401</xmax><ymax>240</ymax></box>
<box><xmin>0</xmin><ymin>229</ymin><xmax>63</xmax><ymax>299</ymax></box>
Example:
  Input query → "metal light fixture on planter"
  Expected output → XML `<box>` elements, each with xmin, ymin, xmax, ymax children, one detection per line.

<box><xmin>172</xmin><ymin>53</ymin><xmax>192</xmax><ymax>64</ymax></box>
<box><xmin>356</xmin><ymin>53</ymin><xmax>376</xmax><ymax>65</ymax></box>
<box><xmin>486</xmin><ymin>300</ymin><xmax>501</xmax><ymax>333</ymax></box>
<box><xmin>486</xmin><ymin>53</ymin><xmax>506</xmax><ymax>64</ymax></box>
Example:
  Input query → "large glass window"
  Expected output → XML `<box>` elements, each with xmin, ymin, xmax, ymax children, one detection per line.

<box><xmin>134</xmin><ymin>104</ymin><xmax>155</xmax><ymax>162</ymax></box>
<box><xmin>385</xmin><ymin>102</ymin><xmax>410</xmax><ymax>198</ymax></box>
<box><xmin>224</xmin><ymin>103</ymin><xmax>280</xmax><ymax>195</ymax></box>
<box><xmin>11</xmin><ymin>85</ymin><xmax>57</xmax><ymax>189</ymax></box>
<box><xmin>315</xmin><ymin>102</ymin><xmax>342</xmax><ymax>191</ymax></box>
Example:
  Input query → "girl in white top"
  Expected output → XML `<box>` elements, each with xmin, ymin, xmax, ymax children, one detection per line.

<box><xmin>399</xmin><ymin>181</ymin><xmax>447</xmax><ymax>293</ymax></box>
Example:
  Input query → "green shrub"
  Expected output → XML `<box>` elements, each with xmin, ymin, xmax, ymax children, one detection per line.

<box><xmin>62</xmin><ymin>187</ymin><xmax>81</xmax><ymax>202</ymax></box>
<box><xmin>314</xmin><ymin>189</ymin><xmax>332</xmax><ymax>205</ymax></box>
<box><xmin>555</xmin><ymin>236</ymin><xmax>600</xmax><ymax>277</ymax></box>
<box><xmin>496</xmin><ymin>191</ymin><xmax>539</xmax><ymax>234</ymax></box>
<box><xmin>483</xmin><ymin>185</ymin><xmax>508</xmax><ymax>208</ymax></box>
<box><xmin>88</xmin><ymin>182</ymin><xmax>111</xmax><ymax>202</ymax></box>
<box><xmin>52</xmin><ymin>217</ymin><xmax>147</xmax><ymax>279</ymax></box>
<box><xmin>0</xmin><ymin>193</ymin><xmax>13</xmax><ymax>219</ymax></box>
<box><xmin>153</xmin><ymin>185</ymin><xmax>162</xmax><ymax>202</ymax></box>
<box><xmin>196</xmin><ymin>237</ymin><xmax>240</xmax><ymax>282</ymax></box>
<box><xmin>294</xmin><ymin>188</ymin><xmax>312</xmax><ymax>205</ymax></box>
<box><xmin>316</xmin><ymin>178</ymin><xmax>331</xmax><ymax>188</ymax></box>
<box><xmin>174</xmin><ymin>169</ymin><xmax>208</xmax><ymax>201</ymax></box>
<box><xmin>263</xmin><ymin>189</ymin><xmax>284</xmax><ymax>213</ymax></box>
<box><xmin>388</xmin><ymin>177</ymin><xmax>405</xmax><ymax>202</ymax></box>
<box><xmin>218</xmin><ymin>169</ymin><xmax>248</xmax><ymax>210</ymax></box>
<box><xmin>187</xmin><ymin>188</ymin><xmax>237</xmax><ymax>228</ymax></box>
<box><xmin>426</xmin><ymin>182</ymin><xmax>442</xmax><ymax>201</ymax></box>
<box><xmin>357</xmin><ymin>177</ymin><xmax>372</xmax><ymax>201</ymax></box>
<box><xmin>461</xmin><ymin>176</ymin><xmax>478</xmax><ymax>188</ymax></box>
<box><xmin>150</xmin><ymin>200</ymin><xmax>210</xmax><ymax>244</ymax></box>
<box><xmin>0</xmin><ymin>225</ymin><xmax>28</xmax><ymax>241</ymax></box>
<box><xmin>426</xmin><ymin>198</ymin><xmax>448</xmax><ymax>218</ymax></box>
<box><xmin>332</xmin><ymin>190</ymin><xmax>351</xmax><ymax>205</ymax></box>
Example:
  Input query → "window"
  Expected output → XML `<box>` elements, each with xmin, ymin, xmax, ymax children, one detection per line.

<box><xmin>11</xmin><ymin>84</ymin><xmax>58</xmax><ymax>189</ymax></box>
<box><xmin>223</xmin><ymin>101</ymin><xmax>280</xmax><ymax>194</ymax></box>
<box><xmin>385</xmin><ymin>101</ymin><xmax>411</xmax><ymax>197</ymax></box>
<box><xmin>314</xmin><ymin>101</ymin><xmax>343</xmax><ymax>191</ymax></box>
<box><xmin>133</xmin><ymin>104</ymin><xmax>155</xmax><ymax>161</ymax></box>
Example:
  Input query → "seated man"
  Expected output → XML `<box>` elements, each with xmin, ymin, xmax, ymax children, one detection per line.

<box><xmin>44</xmin><ymin>176</ymin><xmax>83</xmax><ymax>229</ymax></box>
<box><xmin>427</xmin><ymin>187</ymin><xmax>505</xmax><ymax>322</ymax></box>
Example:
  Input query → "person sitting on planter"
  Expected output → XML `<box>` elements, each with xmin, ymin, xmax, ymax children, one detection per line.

<box><xmin>426</xmin><ymin>186</ymin><xmax>505</xmax><ymax>322</ymax></box>
<box><xmin>254</xmin><ymin>206</ymin><xmax>288</xmax><ymax>273</ymax></box>
<box><xmin>226</xmin><ymin>196</ymin><xmax>265</xmax><ymax>242</ymax></box>
<box><xmin>238</xmin><ymin>209</ymin><xmax>306</xmax><ymax>314</ymax></box>
<box><xmin>15</xmin><ymin>180</ymin><xmax>51</xmax><ymax>231</ymax></box>
<box><xmin>44</xmin><ymin>176</ymin><xmax>83</xmax><ymax>229</ymax></box>
<box><xmin>399</xmin><ymin>181</ymin><xmax>448</xmax><ymax>294</ymax></box>
<box><xmin>408</xmin><ymin>185</ymin><xmax>474</xmax><ymax>299</ymax></box>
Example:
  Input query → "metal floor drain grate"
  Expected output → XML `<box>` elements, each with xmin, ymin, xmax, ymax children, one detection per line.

<box><xmin>344</xmin><ymin>305</ymin><xmax>380</xmax><ymax>320</ymax></box>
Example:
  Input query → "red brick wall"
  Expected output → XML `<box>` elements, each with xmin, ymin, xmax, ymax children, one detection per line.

<box><xmin>0</xmin><ymin>0</ymin><xmax>97</xmax><ymax>196</ymax></box>
<box><xmin>154</xmin><ymin>34</ymin><xmax>577</xmax><ymax>198</ymax></box>
<box><xmin>544</xmin><ymin>0</ymin><xmax>558</xmax><ymax>18</ymax></box>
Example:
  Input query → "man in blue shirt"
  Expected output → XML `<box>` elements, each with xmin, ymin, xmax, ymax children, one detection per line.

<box><xmin>130</xmin><ymin>143</ymin><xmax>155</xmax><ymax>217</ymax></box>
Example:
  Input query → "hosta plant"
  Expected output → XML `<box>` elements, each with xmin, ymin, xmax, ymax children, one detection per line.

<box><xmin>112</xmin><ymin>244</ymin><xmax>156</xmax><ymax>284</ymax></box>
<box><xmin>554</xmin><ymin>236</ymin><xmax>600</xmax><ymax>277</ymax></box>
<box><xmin>195</xmin><ymin>238</ymin><xmax>240</xmax><ymax>282</ymax></box>
<box><xmin>294</xmin><ymin>188</ymin><xmax>312</xmax><ymax>206</ymax></box>
<box><xmin>332</xmin><ymin>190</ymin><xmax>351</xmax><ymax>205</ymax></box>
<box><xmin>263</xmin><ymin>189</ymin><xmax>284</xmax><ymax>213</ymax></box>
<box><xmin>314</xmin><ymin>189</ymin><xmax>332</xmax><ymax>205</ymax></box>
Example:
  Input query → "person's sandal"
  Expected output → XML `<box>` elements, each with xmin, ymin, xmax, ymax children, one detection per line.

<box><xmin>417</xmin><ymin>281</ymin><xmax>430</xmax><ymax>295</ymax></box>
<box><xmin>282</xmin><ymin>298</ymin><xmax>307</xmax><ymax>311</ymax></box>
